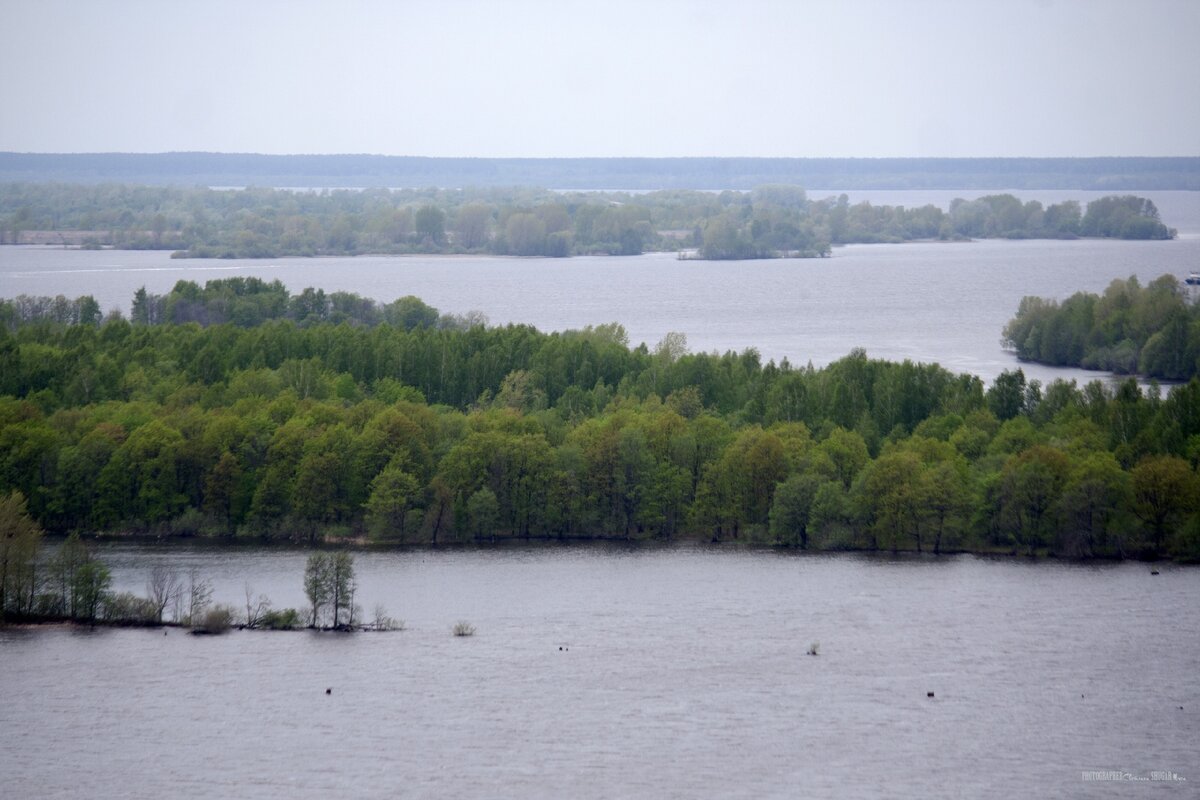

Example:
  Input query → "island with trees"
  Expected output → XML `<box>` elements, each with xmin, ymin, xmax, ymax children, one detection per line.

<box><xmin>1</xmin><ymin>281</ymin><xmax>1198</xmax><ymax>593</ymax></box>
<box><xmin>0</xmin><ymin>504</ymin><xmax>405</xmax><ymax>633</ymax></box>
<box><xmin>0</xmin><ymin>182</ymin><xmax>1176</xmax><ymax>261</ymax></box>
<box><xmin>1004</xmin><ymin>274</ymin><xmax>1200</xmax><ymax>381</ymax></box>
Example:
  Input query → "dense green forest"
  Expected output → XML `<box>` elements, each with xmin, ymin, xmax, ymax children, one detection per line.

<box><xmin>3</xmin><ymin>153</ymin><xmax>1198</xmax><ymax>190</ymax></box>
<box><xmin>1004</xmin><ymin>274</ymin><xmax>1200</xmax><ymax>381</ymax></box>
<box><xmin>1</xmin><ymin>282</ymin><xmax>1198</xmax><ymax>575</ymax></box>
<box><xmin>0</xmin><ymin>183</ymin><xmax>1175</xmax><ymax>260</ymax></box>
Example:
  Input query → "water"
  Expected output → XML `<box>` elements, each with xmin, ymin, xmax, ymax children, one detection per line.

<box><xmin>3</xmin><ymin>238</ymin><xmax>1199</xmax><ymax>387</ymax></box>
<box><xmin>3</xmin><ymin>191</ymin><xmax>1199</xmax><ymax>795</ymax></box>
<box><xmin>2</xmin><ymin>543</ymin><xmax>1197</xmax><ymax>798</ymax></box>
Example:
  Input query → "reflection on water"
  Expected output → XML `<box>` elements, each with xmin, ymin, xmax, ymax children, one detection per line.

<box><xmin>3</xmin><ymin>544</ymin><xmax>1197</xmax><ymax>799</ymax></box>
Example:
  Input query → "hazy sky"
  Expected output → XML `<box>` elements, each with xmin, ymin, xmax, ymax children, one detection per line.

<box><xmin>1</xmin><ymin>0</ymin><xmax>1196</xmax><ymax>157</ymax></box>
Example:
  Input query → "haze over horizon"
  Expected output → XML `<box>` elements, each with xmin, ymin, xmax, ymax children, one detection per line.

<box><xmin>1</xmin><ymin>0</ymin><xmax>1198</xmax><ymax>159</ymax></box>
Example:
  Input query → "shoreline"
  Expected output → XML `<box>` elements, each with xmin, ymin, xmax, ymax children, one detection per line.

<box><xmin>45</xmin><ymin>529</ymin><xmax>1192</xmax><ymax>564</ymax></box>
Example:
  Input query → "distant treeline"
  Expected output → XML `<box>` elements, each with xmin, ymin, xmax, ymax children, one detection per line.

<box><xmin>1004</xmin><ymin>274</ymin><xmax>1200</xmax><ymax>381</ymax></box>
<box><xmin>1</xmin><ymin>283</ymin><xmax>1198</xmax><ymax>561</ymax></box>
<box><xmin>2</xmin><ymin>153</ymin><xmax>1199</xmax><ymax>190</ymax></box>
<box><xmin>0</xmin><ymin>183</ymin><xmax>1175</xmax><ymax>260</ymax></box>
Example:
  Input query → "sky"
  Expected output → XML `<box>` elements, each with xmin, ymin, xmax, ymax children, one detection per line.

<box><xmin>1</xmin><ymin>0</ymin><xmax>1197</xmax><ymax>158</ymax></box>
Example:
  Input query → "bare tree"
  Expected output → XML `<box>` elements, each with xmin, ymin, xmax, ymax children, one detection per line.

<box><xmin>185</xmin><ymin>568</ymin><xmax>213</xmax><ymax>625</ymax></box>
<box><xmin>243</xmin><ymin>582</ymin><xmax>272</xmax><ymax>628</ymax></box>
<box><xmin>146</xmin><ymin>565</ymin><xmax>182</xmax><ymax>624</ymax></box>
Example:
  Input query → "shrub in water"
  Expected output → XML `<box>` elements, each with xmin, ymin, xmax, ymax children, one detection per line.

<box><xmin>259</xmin><ymin>608</ymin><xmax>302</xmax><ymax>630</ymax></box>
<box><xmin>453</xmin><ymin>621</ymin><xmax>476</xmax><ymax>637</ymax></box>
<box><xmin>193</xmin><ymin>604</ymin><xmax>236</xmax><ymax>634</ymax></box>
<box><xmin>102</xmin><ymin>592</ymin><xmax>160</xmax><ymax>625</ymax></box>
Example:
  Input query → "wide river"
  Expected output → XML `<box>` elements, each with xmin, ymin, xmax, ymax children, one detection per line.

<box><xmin>2</xmin><ymin>190</ymin><xmax>1198</xmax><ymax>385</ymax></box>
<box><xmin>2</xmin><ymin>543</ymin><xmax>1197</xmax><ymax>799</ymax></box>
<box><xmin>2</xmin><ymin>189</ymin><xmax>1198</xmax><ymax>796</ymax></box>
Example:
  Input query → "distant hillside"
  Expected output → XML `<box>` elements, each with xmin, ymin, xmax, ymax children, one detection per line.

<box><xmin>1</xmin><ymin>153</ymin><xmax>1198</xmax><ymax>190</ymax></box>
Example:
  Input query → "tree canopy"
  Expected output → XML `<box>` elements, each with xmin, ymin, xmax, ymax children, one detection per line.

<box><xmin>1</xmin><ymin>284</ymin><xmax>1198</xmax><ymax>564</ymax></box>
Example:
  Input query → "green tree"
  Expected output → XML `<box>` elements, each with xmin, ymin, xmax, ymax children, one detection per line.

<box><xmin>364</xmin><ymin>465</ymin><xmax>421</xmax><ymax>539</ymax></box>
<box><xmin>1057</xmin><ymin>451</ymin><xmax>1131</xmax><ymax>557</ymax></box>
<box><xmin>414</xmin><ymin>205</ymin><xmax>446</xmax><ymax>245</ymax></box>
<box><xmin>859</xmin><ymin>450</ymin><xmax>928</xmax><ymax>552</ymax></box>
<box><xmin>994</xmin><ymin>446</ymin><xmax>1070</xmax><ymax>554</ymax></box>
<box><xmin>303</xmin><ymin>551</ymin><xmax>356</xmax><ymax>628</ymax></box>
<box><xmin>456</xmin><ymin>203</ymin><xmax>492</xmax><ymax>249</ymax></box>
<box><xmin>0</xmin><ymin>491</ymin><xmax>43</xmax><ymax>619</ymax></box>
<box><xmin>768</xmin><ymin>473</ymin><xmax>825</xmax><ymax>548</ymax></box>
<box><xmin>467</xmin><ymin>486</ymin><xmax>500</xmax><ymax>542</ymax></box>
<box><xmin>1131</xmin><ymin>455</ymin><xmax>1197</xmax><ymax>554</ymax></box>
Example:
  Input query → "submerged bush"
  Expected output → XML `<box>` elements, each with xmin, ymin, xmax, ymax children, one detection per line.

<box><xmin>453</xmin><ymin>621</ymin><xmax>476</xmax><ymax>637</ymax></box>
<box><xmin>258</xmin><ymin>608</ymin><xmax>302</xmax><ymax>630</ymax></box>
<box><xmin>102</xmin><ymin>592</ymin><xmax>160</xmax><ymax>624</ymax></box>
<box><xmin>372</xmin><ymin>604</ymin><xmax>403</xmax><ymax>631</ymax></box>
<box><xmin>193</xmin><ymin>604</ymin><xmax>236</xmax><ymax>634</ymax></box>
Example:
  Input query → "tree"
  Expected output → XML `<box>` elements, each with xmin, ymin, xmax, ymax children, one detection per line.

<box><xmin>185</xmin><ymin>568</ymin><xmax>214</xmax><ymax>625</ymax></box>
<box><xmin>924</xmin><ymin>460</ymin><xmax>973</xmax><ymax>554</ymax></box>
<box><xmin>0</xmin><ymin>491</ymin><xmax>42</xmax><ymax>620</ymax></box>
<box><xmin>467</xmin><ymin>487</ymin><xmax>500</xmax><ymax>542</ymax></box>
<box><xmin>365</xmin><ymin>465</ymin><xmax>421</xmax><ymax>539</ymax></box>
<box><xmin>1057</xmin><ymin>451</ymin><xmax>1131</xmax><ymax>557</ymax></box>
<box><xmin>994</xmin><ymin>446</ymin><xmax>1070</xmax><ymax>554</ymax></box>
<box><xmin>304</xmin><ymin>552</ymin><xmax>330</xmax><ymax>627</ymax></box>
<box><xmin>329</xmin><ymin>552</ymin><xmax>356</xmax><ymax>628</ymax></box>
<box><xmin>303</xmin><ymin>551</ymin><xmax>357</xmax><ymax>628</ymax></box>
<box><xmin>1131</xmin><ymin>455</ymin><xmax>1197</xmax><ymax>554</ymax></box>
<box><xmin>859</xmin><ymin>450</ymin><xmax>928</xmax><ymax>552</ymax></box>
<box><xmin>414</xmin><ymin>205</ymin><xmax>445</xmax><ymax>245</ymax></box>
<box><xmin>769</xmin><ymin>473</ymin><xmax>824</xmax><ymax>548</ymax></box>
<box><xmin>505</xmin><ymin>212</ymin><xmax>546</xmax><ymax>256</ymax></box>
<box><xmin>74</xmin><ymin>560</ymin><xmax>111</xmax><ymax>624</ymax></box>
<box><xmin>988</xmin><ymin>370</ymin><xmax>1027</xmax><ymax>421</ymax></box>
<box><xmin>456</xmin><ymin>203</ymin><xmax>492</xmax><ymax>249</ymax></box>
<box><xmin>146</xmin><ymin>564</ymin><xmax>183</xmax><ymax>624</ymax></box>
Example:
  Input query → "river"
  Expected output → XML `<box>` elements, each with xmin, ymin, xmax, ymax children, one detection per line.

<box><xmin>1</xmin><ymin>543</ymin><xmax>1196</xmax><ymax>798</ymax></box>
<box><xmin>1</xmin><ymin>190</ymin><xmax>1198</xmax><ymax>385</ymax></box>
<box><xmin>2</xmin><ymin>191</ymin><xmax>1199</xmax><ymax>796</ymax></box>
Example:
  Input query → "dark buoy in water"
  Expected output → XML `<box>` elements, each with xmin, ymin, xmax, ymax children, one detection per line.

<box><xmin>325</xmin><ymin>688</ymin><xmax>332</xmax><ymax>695</ymax></box>
<box><xmin>927</xmin><ymin>692</ymin><xmax>935</xmax><ymax>698</ymax></box>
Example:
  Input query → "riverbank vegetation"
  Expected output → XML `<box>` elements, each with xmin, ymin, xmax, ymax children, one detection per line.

<box><xmin>1</xmin><ymin>283</ymin><xmax>1198</xmax><ymax>564</ymax></box>
<box><xmin>1004</xmin><ymin>274</ymin><xmax>1200</xmax><ymax>381</ymax></box>
<box><xmin>0</xmin><ymin>183</ymin><xmax>1175</xmax><ymax>260</ymax></box>
<box><xmin>0</xmin><ymin>511</ymin><xmax>401</xmax><ymax>630</ymax></box>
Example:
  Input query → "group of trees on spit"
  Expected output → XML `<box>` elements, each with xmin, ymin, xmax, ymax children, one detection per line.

<box><xmin>0</xmin><ymin>508</ymin><xmax>402</xmax><ymax>631</ymax></box>
<box><xmin>1</xmin><ymin>281</ymin><xmax>1198</xmax><ymax>575</ymax></box>
<box><xmin>1004</xmin><ymin>274</ymin><xmax>1200</xmax><ymax>381</ymax></box>
<box><xmin>0</xmin><ymin>183</ymin><xmax>1175</xmax><ymax>261</ymax></box>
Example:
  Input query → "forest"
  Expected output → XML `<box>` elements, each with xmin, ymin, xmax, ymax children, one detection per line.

<box><xmin>1004</xmin><ymin>274</ymin><xmax>1200</xmax><ymax>381</ymax></box>
<box><xmin>0</xmin><ymin>183</ymin><xmax>1176</xmax><ymax>260</ymax></box>
<box><xmin>1</xmin><ymin>280</ymin><xmax>1198</xmax><ymax>603</ymax></box>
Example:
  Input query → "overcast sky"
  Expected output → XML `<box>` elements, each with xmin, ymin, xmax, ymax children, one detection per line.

<box><xmin>1</xmin><ymin>0</ymin><xmax>1196</xmax><ymax>158</ymax></box>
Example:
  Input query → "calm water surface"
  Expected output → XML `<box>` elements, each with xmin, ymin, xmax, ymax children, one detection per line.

<box><xmin>2</xmin><ymin>544</ymin><xmax>1197</xmax><ymax>798</ymax></box>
